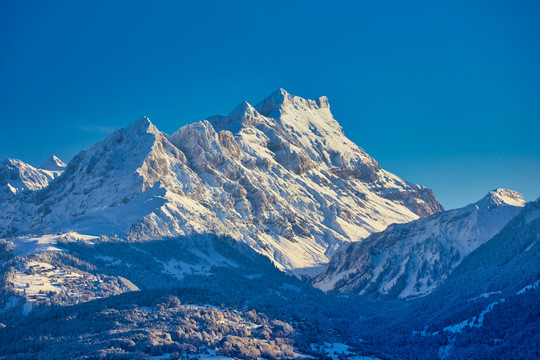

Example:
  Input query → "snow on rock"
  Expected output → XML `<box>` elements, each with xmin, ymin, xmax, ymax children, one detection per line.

<box><xmin>473</xmin><ymin>188</ymin><xmax>525</xmax><ymax>209</ymax></box>
<box><xmin>315</xmin><ymin>189</ymin><xmax>525</xmax><ymax>297</ymax></box>
<box><xmin>0</xmin><ymin>157</ymin><xmax>65</xmax><ymax>197</ymax></box>
<box><xmin>0</xmin><ymin>90</ymin><xmax>443</xmax><ymax>275</ymax></box>
<box><xmin>40</xmin><ymin>155</ymin><xmax>67</xmax><ymax>172</ymax></box>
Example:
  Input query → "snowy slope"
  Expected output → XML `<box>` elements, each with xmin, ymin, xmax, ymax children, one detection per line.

<box><xmin>9</xmin><ymin>117</ymin><xmax>197</xmax><ymax>236</ymax></box>
<box><xmin>315</xmin><ymin>189</ymin><xmax>525</xmax><ymax>297</ymax></box>
<box><xmin>0</xmin><ymin>157</ymin><xmax>66</xmax><ymax>197</ymax></box>
<box><xmin>402</xmin><ymin>199</ymin><xmax>540</xmax><ymax>358</ymax></box>
<box><xmin>0</xmin><ymin>90</ymin><xmax>442</xmax><ymax>275</ymax></box>
<box><xmin>40</xmin><ymin>155</ymin><xmax>67</xmax><ymax>172</ymax></box>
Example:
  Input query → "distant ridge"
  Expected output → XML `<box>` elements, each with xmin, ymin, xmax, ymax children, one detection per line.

<box><xmin>40</xmin><ymin>155</ymin><xmax>67</xmax><ymax>172</ymax></box>
<box><xmin>315</xmin><ymin>188</ymin><xmax>526</xmax><ymax>297</ymax></box>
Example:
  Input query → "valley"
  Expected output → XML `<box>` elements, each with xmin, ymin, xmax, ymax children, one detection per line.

<box><xmin>0</xmin><ymin>90</ymin><xmax>537</xmax><ymax>360</ymax></box>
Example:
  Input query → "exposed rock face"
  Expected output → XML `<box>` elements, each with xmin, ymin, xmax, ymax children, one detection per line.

<box><xmin>0</xmin><ymin>89</ymin><xmax>443</xmax><ymax>275</ymax></box>
<box><xmin>314</xmin><ymin>189</ymin><xmax>525</xmax><ymax>297</ymax></box>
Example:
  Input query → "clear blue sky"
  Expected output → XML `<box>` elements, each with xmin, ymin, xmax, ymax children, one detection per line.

<box><xmin>1</xmin><ymin>1</ymin><xmax>539</xmax><ymax>209</ymax></box>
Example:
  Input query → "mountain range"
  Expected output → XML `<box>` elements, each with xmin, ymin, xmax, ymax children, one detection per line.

<box><xmin>0</xmin><ymin>156</ymin><xmax>65</xmax><ymax>197</ymax></box>
<box><xmin>0</xmin><ymin>89</ymin><xmax>537</xmax><ymax>360</ymax></box>
<box><xmin>0</xmin><ymin>89</ymin><xmax>442</xmax><ymax>275</ymax></box>
<box><xmin>314</xmin><ymin>188</ymin><xmax>526</xmax><ymax>298</ymax></box>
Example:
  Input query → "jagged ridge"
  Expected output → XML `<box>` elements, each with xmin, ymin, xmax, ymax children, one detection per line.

<box><xmin>0</xmin><ymin>89</ymin><xmax>443</xmax><ymax>275</ymax></box>
<box><xmin>314</xmin><ymin>188</ymin><xmax>526</xmax><ymax>297</ymax></box>
<box><xmin>0</xmin><ymin>157</ymin><xmax>65</xmax><ymax>197</ymax></box>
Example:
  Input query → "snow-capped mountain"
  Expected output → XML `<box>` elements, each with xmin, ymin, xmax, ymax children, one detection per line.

<box><xmin>314</xmin><ymin>189</ymin><xmax>526</xmax><ymax>297</ymax></box>
<box><xmin>0</xmin><ymin>156</ymin><xmax>66</xmax><ymax>197</ymax></box>
<box><xmin>40</xmin><ymin>155</ymin><xmax>67</xmax><ymax>172</ymax></box>
<box><xmin>0</xmin><ymin>89</ymin><xmax>442</xmax><ymax>274</ymax></box>
<box><xmin>345</xmin><ymin>197</ymin><xmax>540</xmax><ymax>360</ymax></box>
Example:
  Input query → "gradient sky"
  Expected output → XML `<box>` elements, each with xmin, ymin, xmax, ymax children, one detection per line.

<box><xmin>1</xmin><ymin>1</ymin><xmax>539</xmax><ymax>209</ymax></box>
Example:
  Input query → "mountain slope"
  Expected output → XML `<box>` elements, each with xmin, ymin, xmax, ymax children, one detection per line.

<box><xmin>0</xmin><ymin>157</ymin><xmax>66</xmax><ymax>197</ymax></box>
<box><xmin>40</xmin><ymin>155</ymin><xmax>67</xmax><ymax>172</ymax></box>
<box><xmin>0</xmin><ymin>90</ymin><xmax>443</xmax><ymax>274</ymax></box>
<box><xmin>345</xmin><ymin>198</ymin><xmax>540</xmax><ymax>360</ymax></box>
<box><xmin>315</xmin><ymin>189</ymin><xmax>525</xmax><ymax>297</ymax></box>
<box><xmin>22</xmin><ymin>117</ymin><xmax>197</xmax><ymax>235</ymax></box>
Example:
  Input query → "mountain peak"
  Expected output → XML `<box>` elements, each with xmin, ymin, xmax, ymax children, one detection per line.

<box><xmin>255</xmin><ymin>89</ymin><xmax>329</xmax><ymax>118</ymax></box>
<box><xmin>126</xmin><ymin>116</ymin><xmax>159</xmax><ymax>135</ymax></box>
<box><xmin>228</xmin><ymin>100</ymin><xmax>259</xmax><ymax>120</ymax></box>
<box><xmin>1</xmin><ymin>158</ymin><xmax>22</xmax><ymax>166</ymax></box>
<box><xmin>40</xmin><ymin>155</ymin><xmax>67</xmax><ymax>171</ymax></box>
<box><xmin>474</xmin><ymin>188</ymin><xmax>525</xmax><ymax>209</ymax></box>
<box><xmin>0</xmin><ymin>90</ymin><xmax>444</xmax><ymax>273</ymax></box>
<box><xmin>207</xmin><ymin>101</ymin><xmax>263</xmax><ymax>132</ymax></box>
<box><xmin>0</xmin><ymin>157</ymin><xmax>62</xmax><ymax>195</ymax></box>
<box><xmin>315</xmin><ymin>186</ymin><xmax>526</xmax><ymax>298</ymax></box>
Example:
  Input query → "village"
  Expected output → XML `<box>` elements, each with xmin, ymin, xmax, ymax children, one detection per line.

<box><xmin>11</xmin><ymin>259</ymin><xmax>102</xmax><ymax>305</ymax></box>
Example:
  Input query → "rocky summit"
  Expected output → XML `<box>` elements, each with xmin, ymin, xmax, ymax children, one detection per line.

<box><xmin>0</xmin><ymin>89</ymin><xmax>443</xmax><ymax>275</ymax></box>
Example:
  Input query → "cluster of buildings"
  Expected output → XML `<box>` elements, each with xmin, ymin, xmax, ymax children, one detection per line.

<box><xmin>12</xmin><ymin>260</ymin><xmax>101</xmax><ymax>305</ymax></box>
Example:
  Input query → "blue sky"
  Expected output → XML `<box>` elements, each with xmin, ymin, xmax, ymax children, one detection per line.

<box><xmin>1</xmin><ymin>1</ymin><xmax>538</xmax><ymax>209</ymax></box>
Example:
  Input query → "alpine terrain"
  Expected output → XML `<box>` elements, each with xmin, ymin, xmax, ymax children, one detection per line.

<box><xmin>0</xmin><ymin>89</ymin><xmax>442</xmax><ymax>275</ymax></box>
<box><xmin>0</xmin><ymin>90</ymin><xmax>537</xmax><ymax>360</ymax></box>
<box><xmin>0</xmin><ymin>156</ymin><xmax>66</xmax><ymax>197</ymax></box>
<box><xmin>315</xmin><ymin>189</ymin><xmax>526</xmax><ymax>298</ymax></box>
